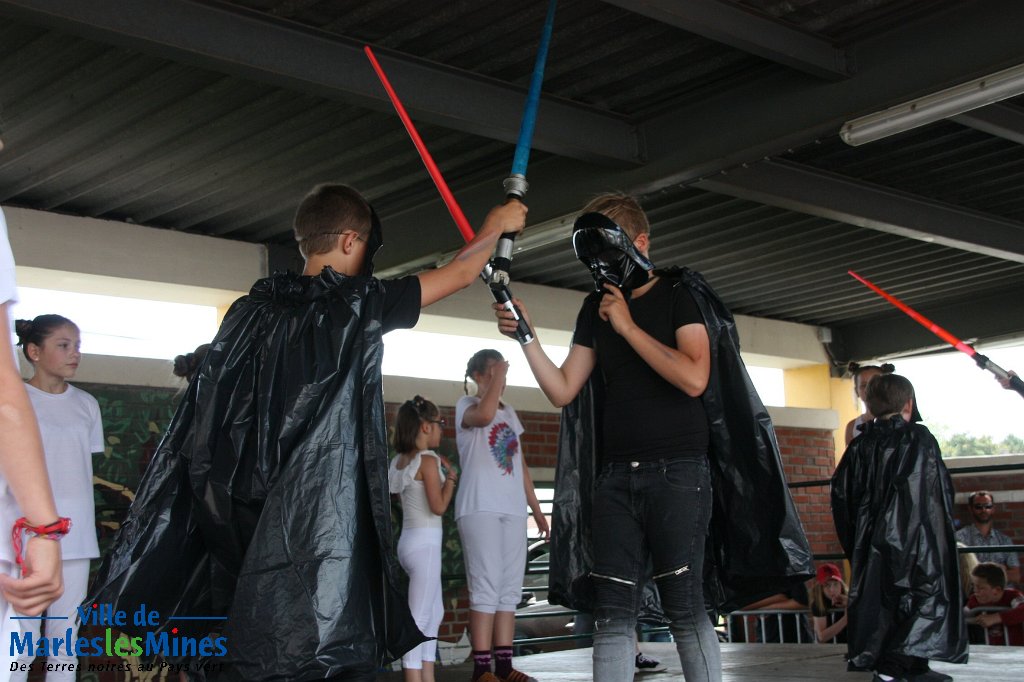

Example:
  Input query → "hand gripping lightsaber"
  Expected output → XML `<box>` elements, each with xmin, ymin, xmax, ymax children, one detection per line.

<box><xmin>488</xmin><ymin>0</ymin><xmax>558</xmax><ymax>289</ymax></box>
<box><xmin>849</xmin><ymin>270</ymin><xmax>1024</xmax><ymax>397</ymax></box>
<box><xmin>364</xmin><ymin>46</ymin><xmax>534</xmax><ymax>344</ymax></box>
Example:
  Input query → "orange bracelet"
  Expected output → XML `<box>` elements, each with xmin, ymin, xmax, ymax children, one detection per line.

<box><xmin>12</xmin><ymin>517</ymin><xmax>71</xmax><ymax>568</ymax></box>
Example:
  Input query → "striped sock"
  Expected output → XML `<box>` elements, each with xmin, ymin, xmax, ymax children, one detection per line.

<box><xmin>472</xmin><ymin>649</ymin><xmax>492</xmax><ymax>681</ymax></box>
<box><xmin>494</xmin><ymin>646</ymin><xmax>513</xmax><ymax>678</ymax></box>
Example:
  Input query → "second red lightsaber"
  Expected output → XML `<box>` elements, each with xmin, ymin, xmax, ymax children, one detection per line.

<box><xmin>848</xmin><ymin>270</ymin><xmax>1023</xmax><ymax>397</ymax></box>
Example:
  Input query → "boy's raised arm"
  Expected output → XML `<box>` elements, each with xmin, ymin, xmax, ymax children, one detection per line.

<box><xmin>418</xmin><ymin>202</ymin><xmax>527</xmax><ymax>308</ymax></box>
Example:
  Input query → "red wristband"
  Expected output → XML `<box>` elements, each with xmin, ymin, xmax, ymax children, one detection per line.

<box><xmin>11</xmin><ymin>517</ymin><xmax>71</xmax><ymax>569</ymax></box>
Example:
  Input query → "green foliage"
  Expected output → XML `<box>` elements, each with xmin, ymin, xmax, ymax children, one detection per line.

<box><xmin>79</xmin><ymin>382</ymin><xmax>181</xmax><ymax>563</ymax></box>
<box><xmin>939</xmin><ymin>431</ymin><xmax>1024</xmax><ymax>457</ymax></box>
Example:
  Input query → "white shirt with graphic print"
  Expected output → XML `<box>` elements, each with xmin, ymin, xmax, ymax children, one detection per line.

<box><xmin>454</xmin><ymin>395</ymin><xmax>527</xmax><ymax>521</ymax></box>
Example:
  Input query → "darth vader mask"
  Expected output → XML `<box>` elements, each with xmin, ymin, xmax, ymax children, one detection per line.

<box><xmin>572</xmin><ymin>212</ymin><xmax>653</xmax><ymax>295</ymax></box>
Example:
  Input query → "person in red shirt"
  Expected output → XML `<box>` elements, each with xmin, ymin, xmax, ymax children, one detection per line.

<box><xmin>966</xmin><ymin>562</ymin><xmax>1024</xmax><ymax>646</ymax></box>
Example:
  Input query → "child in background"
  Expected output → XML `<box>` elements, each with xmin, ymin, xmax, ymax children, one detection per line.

<box><xmin>843</xmin><ymin>362</ymin><xmax>894</xmax><ymax>446</ymax></box>
<box><xmin>809</xmin><ymin>563</ymin><xmax>848</xmax><ymax>644</ymax></box>
<box><xmin>10</xmin><ymin>315</ymin><xmax>103</xmax><ymax>682</ymax></box>
<box><xmin>389</xmin><ymin>396</ymin><xmax>458</xmax><ymax>682</ymax></box>
<box><xmin>832</xmin><ymin>373</ymin><xmax>965</xmax><ymax>682</ymax></box>
<box><xmin>172</xmin><ymin>343</ymin><xmax>211</xmax><ymax>384</ymax></box>
<box><xmin>966</xmin><ymin>562</ymin><xmax>1024</xmax><ymax>646</ymax></box>
<box><xmin>456</xmin><ymin>349</ymin><xmax>549</xmax><ymax>682</ymax></box>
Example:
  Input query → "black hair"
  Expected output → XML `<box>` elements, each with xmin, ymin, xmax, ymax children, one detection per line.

<box><xmin>14</xmin><ymin>314</ymin><xmax>77</xmax><ymax>363</ymax></box>
<box><xmin>173</xmin><ymin>343</ymin><xmax>211</xmax><ymax>382</ymax></box>
<box><xmin>864</xmin><ymin>373</ymin><xmax>915</xmax><ymax>418</ymax></box>
<box><xmin>848</xmin><ymin>361</ymin><xmax>896</xmax><ymax>379</ymax></box>
<box><xmin>393</xmin><ymin>395</ymin><xmax>439</xmax><ymax>454</ymax></box>
<box><xmin>972</xmin><ymin>562</ymin><xmax>1007</xmax><ymax>590</ymax></box>
<box><xmin>463</xmin><ymin>349</ymin><xmax>504</xmax><ymax>395</ymax></box>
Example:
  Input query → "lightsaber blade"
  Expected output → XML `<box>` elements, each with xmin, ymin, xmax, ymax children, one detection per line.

<box><xmin>365</xmin><ymin>45</ymin><xmax>534</xmax><ymax>344</ymax></box>
<box><xmin>509</xmin><ymin>0</ymin><xmax>557</xmax><ymax>181</ymax></box>
<box><xmin>363</xmin><ymin>46</ymin><xmax>474</xmax><ymax>244</ymax></box>
<box><xmin>848</xmin><ymin>270</ymin><xmax>1023</xmax><ymax>397</ymax></box>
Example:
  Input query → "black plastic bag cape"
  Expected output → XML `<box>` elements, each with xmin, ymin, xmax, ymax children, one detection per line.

<box><xmin>832</xmin><ymin>416</ymin><xmax>968</xmax><ymax>667</ymax></box>
<box><xmin>87</xmin><ymin>269</ymin><xmax>425</xmax><ymax>681</ymax></box>
<box><xmin>549</xmin><ymin>267</ymin><xmax>814</xmax><ymax>615</ymax></box>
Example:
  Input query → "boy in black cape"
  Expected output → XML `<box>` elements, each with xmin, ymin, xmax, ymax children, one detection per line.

<box><xmin>495</xmin><ymin>194</ymin><xmax>813</xmax><ymax>682</ymax></box>
<box><xmin>832</xmin><ymin>373</ymin><xmax>967</xmax><ymax>682</ymax></box>
<box><xmin>87</xmin><ymin>184</ymin><xmax>526</xmax><ymax>681</ymax></box>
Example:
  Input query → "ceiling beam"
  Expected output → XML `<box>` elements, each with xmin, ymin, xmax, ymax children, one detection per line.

<box><xmin>952</xmin><ymin>102</ymin><xmax>1024</xmax><ymax>146</ymax></box>
<box><xmin>694</xmin><ymin>159</ymin><xmax>1024</xmax><ymax>263</ymax></box>
<box><xmin>0</xmin><ymin>0</ymin><xmax>642</xmax><ymax>166</ymax></box>
<box><xmin>600</xmin><ymin>0</ymin><xmax>852</xmax><ymax>80</ymax></box>
<box><xmin>375</xmin><ymin>0</ymin><xmax>1024</xmax><ymax>268</ymax></box>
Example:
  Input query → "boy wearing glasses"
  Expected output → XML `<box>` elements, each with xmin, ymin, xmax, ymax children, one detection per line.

<box><xmin>832</xmin><ymin>374</ymin><xmax>966</xmax><ymax>682</ymax></box>
<box><xmin>957</xmin><ymin>491</ymin><xmax>1021</xmax><ymax>586</ymax></box>
<box><xmin>89</xmin><ymin>184</ymin><xmax>526</xmax><ymax>681</ymax></box>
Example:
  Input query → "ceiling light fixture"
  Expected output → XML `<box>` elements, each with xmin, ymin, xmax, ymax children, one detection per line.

<box><xmin>840</xmin><ymin>62</ymin><xmax>1024</xmax><ymax>146</ymax></box>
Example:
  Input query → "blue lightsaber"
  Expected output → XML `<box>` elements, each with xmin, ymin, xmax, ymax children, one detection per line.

<box><xmin>489</xmin><ymin>0</ymin><xmax>557</xmax><ymax>288</ymax></box>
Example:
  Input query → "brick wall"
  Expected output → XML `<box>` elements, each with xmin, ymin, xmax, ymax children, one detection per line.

<box><xmin>948</xmin><ymin>472</ymin><xmax>1024</xmax><ymax>547</ymax></box>
<box><xmin>775</xmin><ymin>428</ymin><xmax>842</xmax><ymax>558</ymax></box>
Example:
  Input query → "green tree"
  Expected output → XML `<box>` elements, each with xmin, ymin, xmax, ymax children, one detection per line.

<box><xmin>1000</xmin><ymin>434</ymin><xmax>1024</xmax><ymax>455</ymax></box>
<box><xmin>941</xmin><ymin>433</ymin><xmax>997</xmax><ymax>458</ymax></box>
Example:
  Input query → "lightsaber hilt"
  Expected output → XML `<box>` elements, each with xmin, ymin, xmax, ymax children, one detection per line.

<box><xmin>973</xmin><ymin>354</ymin><xmax>1024</xmax><ymax>397</ymax></box>
<box><xmin>481</xmin><ymin>264</ymin><xmax>534</xmax><ymax>345</ymax></box>
<box><xmin>487</xmin><ymin>174</ymin><xmax>530</xmax><ymax>287</ymax></box>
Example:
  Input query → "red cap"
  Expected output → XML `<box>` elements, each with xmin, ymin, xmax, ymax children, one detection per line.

<box><xmin>816</xmin><ymin>563</ymin><xmax>842</xmax><ymax>584</ymax></box>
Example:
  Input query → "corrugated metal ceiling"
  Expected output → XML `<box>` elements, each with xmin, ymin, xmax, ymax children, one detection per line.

<box><xmin>0</xmin><ymin>0</ymin><xmax>1021</xmax><ymax>360</ymax></box>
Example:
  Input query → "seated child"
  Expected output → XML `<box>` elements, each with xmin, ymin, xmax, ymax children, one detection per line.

<box><xmin>966</xmin><ymin>562</ymin><xmax>1024</xmax><ymax>646</ymax></box>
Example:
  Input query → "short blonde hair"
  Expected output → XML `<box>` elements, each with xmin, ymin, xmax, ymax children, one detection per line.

<box><xmin>580</xmin><ymin>193</ymin><xmax>649</xmax><ymax>240</ymax></box>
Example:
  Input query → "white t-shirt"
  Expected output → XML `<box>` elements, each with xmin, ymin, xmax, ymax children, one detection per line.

<box><xmin>454</xmin><ymin>395</ymin><xmax>527</xmax><ymax>520</ymax></box>
<box><xmin>0</xmin><ymin>208</ymin><xmax>15</xmax><ymax>305</ymax></box>
<box><xmin>388</xmin><ymin>450</ymin><xmax>444</xmax><ymax>530</ymax></box>
<box><xmin>0</xmin><ymin>384</ymin><xmax>103</xmax><ymax>561</ymax></box>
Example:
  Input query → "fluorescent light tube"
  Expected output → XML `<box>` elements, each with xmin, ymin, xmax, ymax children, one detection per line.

<box><xmin>841</xmin><ymin>62</ymin><xmax>1024</xmax><ymax>146</ymax></box>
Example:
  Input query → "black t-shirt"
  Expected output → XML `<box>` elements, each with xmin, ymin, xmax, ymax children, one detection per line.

<box><xmin>572</xmin><ymin>278</ymin><xmax>709</xmax><ymax>462</ymax></box>
<box><xmin>381</xmin><ymin>276</ymin><xmax>421</xmax><ymax>333</ymax></box>
<box><xmin>810</xmin><ymin>602</ymin><xmax>847</xmax><ymax>643</ymax></box>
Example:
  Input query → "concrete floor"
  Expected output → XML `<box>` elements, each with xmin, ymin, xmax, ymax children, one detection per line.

<box><xmin>377</xmin><ymin>643</ymin><xmax>1021</xmax><ymax>681</ymax></box>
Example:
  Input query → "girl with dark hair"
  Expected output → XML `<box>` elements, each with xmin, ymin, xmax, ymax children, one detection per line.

<box><xmin>388</xmin><ymin>396</ymin><xmax>457</xmax><ymax>682</ymax></box>
<box><xmin>844</xmin><ymin>362</ymin><xmax>895</xmax><ymax>446</ymax></box>
<box><xmin>172</xmin><ymin>343</ymin><xmax>211</xmax><ymax>383</ymax></box>
<box><xmin>456</xmin><ymin>350</ymin><xmax>548</xmax><ymax>682</ymax></box>
<box><xmin>10</xmin><ymin>315</ymin><xmax>103</xmax><ymax>682</ymax></box>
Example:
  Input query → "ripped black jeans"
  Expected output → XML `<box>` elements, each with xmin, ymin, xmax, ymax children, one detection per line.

<box><xmin>590</xmin><ymin>457</ymin><xmax>721</xmax><ymax>682</ymax></box>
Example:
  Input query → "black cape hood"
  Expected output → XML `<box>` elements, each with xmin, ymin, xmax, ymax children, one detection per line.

<box><xmin>87</xmin><ymin>269</ymin><xmax>424</xmax><ymax>680</ymax></box>
<box><xmin>548</xmin><ymin>267</ymin><xmax>815</xmax><ymax>615</ymax></box>
<box><xmin>832</xmin><ymin>415</ymin><xmax>968</xmax><ymax>667</ymax></box>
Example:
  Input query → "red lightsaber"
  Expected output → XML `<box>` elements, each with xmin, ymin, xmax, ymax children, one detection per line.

<box><xmin>849</xmin><ymin>270</ymin><xmax>1023</xmax><ymax>397</ymax></box>
<box><xmin>363</xmin><ymin>46</ymin><xmax>474</xmax><ymax>243</ymax></box>
<box><xmin>364</xmin><ymin>45</ymin><xmax>535</xmax><ymax>344</ymax></box>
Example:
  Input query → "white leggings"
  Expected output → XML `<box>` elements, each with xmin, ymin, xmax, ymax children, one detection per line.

<box><xmin>10</xmin><ymin>558</ymin><xmax>91</xmax><ymax>682</ymax></box>
<box><xmin>398</xmin><ymin>527</ymin><xmax>443</xmax><ymax>669</ymax></box>
<box><xmin>457</xmin><ymin>512</ymin><xmax>527</xmax><ymax>613</ymax></box>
